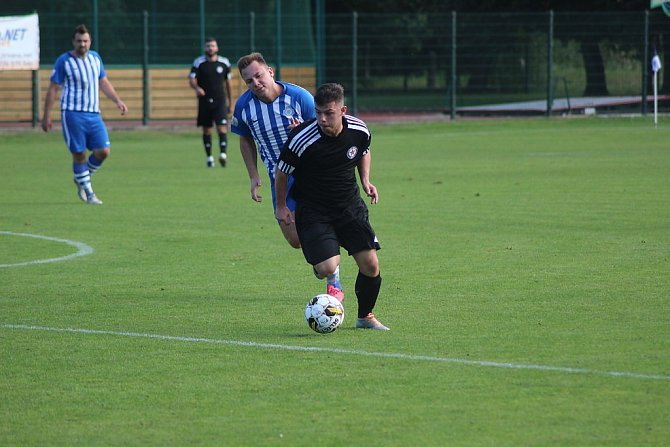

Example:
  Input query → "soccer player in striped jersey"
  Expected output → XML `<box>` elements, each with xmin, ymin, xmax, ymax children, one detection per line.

<box><xmin>231</xmin><ymin>53</ymin><xmax>316</xmax><ymax>249</ymax></box>
<box><xmin>275</xmin><ymin>83</ymin><xmax>389</xmax><ymax>330</ymax></box>
<box><xmin>42</xmin><ymin>24</ymin><xmax>127</xmax><ymax>205</ymax></box>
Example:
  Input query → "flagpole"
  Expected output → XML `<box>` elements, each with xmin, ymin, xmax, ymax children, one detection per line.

<box><xmin>651</xmin><ymin>50</ymin><xmax>662</xmax><ymax>128</ymax></box>
<box><xmin>653</xmin><ymin>70</ymin><xmax>658</xmax><ymax>128</ymax></box>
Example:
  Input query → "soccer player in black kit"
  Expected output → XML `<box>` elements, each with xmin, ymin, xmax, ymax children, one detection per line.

<box><xmin>275</xmin><ymin>83</ymin><xmax>389</xmax><ymax>330</ymax></box>
<box><xmin>189</xmin><ymin>37</ymin><xmax>233</xmax><ymax>167</ymax></box>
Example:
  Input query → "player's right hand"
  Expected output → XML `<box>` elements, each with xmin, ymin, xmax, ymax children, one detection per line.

<box><xmin>250</xmin><ymin>177</ymin><xmax>263</xmax><ymax>202</ymax></box>
<box><xmin>41</xmin><ymin>118</ymin><xmax>51</xmax><ymax>132</ymax></box>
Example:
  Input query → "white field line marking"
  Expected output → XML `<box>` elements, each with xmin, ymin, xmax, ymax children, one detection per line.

<box><xmin>2</xmin><ymin>323</ymin><xmax>669</xmax><ymax>381</ymax></box>
<box><xmin>0</xmin><ymin>231</ymin><xmax>94</xmax><ymax>268</ymax></box>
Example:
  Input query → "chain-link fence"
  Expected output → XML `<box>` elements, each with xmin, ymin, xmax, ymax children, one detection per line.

<box><xmin>327</xmin><ymin>11</ymin><xmax>668</xmax><ymax>115</ymax></box>
<box><xmin>1</xmin><ymin>7</ymin><xmax>667</xmax><ymax>124</ymax></box>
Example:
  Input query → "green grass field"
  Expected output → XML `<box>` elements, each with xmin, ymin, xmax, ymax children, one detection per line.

<box><xmin>1</xmin><ymin>117</ymin><xmax>669</xmax><ymax>446</ymax></box>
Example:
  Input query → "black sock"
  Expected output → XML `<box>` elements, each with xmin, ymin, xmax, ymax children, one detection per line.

<box><xmin>355</xmin><ymin>272</ymin><xmax>382</xmax><ymax>318</ymax></box>
<box><xmin>218</xmin><ymin>133</ymin><xmax>228</xmax><ymax>155</ymax></box>
<box><xmin>203</xmin><ymin>134</ymin><xmax>212</xmax><ymax>156</ymax></box>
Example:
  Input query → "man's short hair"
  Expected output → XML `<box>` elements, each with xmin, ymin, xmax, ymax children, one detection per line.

<box><xmin>73</xmin><ymin>24</ymin><xmax>90</xmax><ymax>39</ymax></box>
<box><xmin>237</xmin><ymin>52</ymin><xmax>268</xmax><ymax>72</ymax></box>
<box><xmin>315</xmin><ymin>83</ymin><xmax>345</xmax><ymax>107</ymax></box>
<box><xmin>205</xmin><ymin>36</ymin><xmax>217</xmax><ymax>44</ymax></box>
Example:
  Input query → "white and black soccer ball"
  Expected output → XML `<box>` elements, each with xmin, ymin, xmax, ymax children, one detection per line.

<box><xmin>305</xmin><ymin>294</ymin><xmax>344</xmax><ymax>333</ymax></box>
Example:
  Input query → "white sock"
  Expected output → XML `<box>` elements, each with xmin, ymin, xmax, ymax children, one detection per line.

<box><xmin>326</xmin><ymin>265</ymin><xmax>341</xmax><ymax>288</ymax></box>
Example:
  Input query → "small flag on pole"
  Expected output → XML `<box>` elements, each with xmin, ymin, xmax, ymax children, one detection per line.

<box><xmin>651</xmin><ymin>52</ymin><xmax>662</xmax><ymax>73</ymax></box>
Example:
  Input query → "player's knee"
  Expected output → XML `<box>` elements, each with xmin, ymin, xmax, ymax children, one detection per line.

<box><xmin>280</xmin><ymin>222</ymin><xmax>301</xmax><ymax>249</ymax></box>
<box><xmin>282</xmin><ymin>228</ymin><xmax>301</xmax><ymax>248</ymax></box>
<box><xmin>361</xmin><ymin>264</ymin><xmax>379</xmax><ymax>278</ymax></box>
<box><xmin>94</xmin><ymin>148</ymin><xmax>110</xmax><ymax>160</ymax></box>
<box><xmin>287</xmin><ymin>236</ymin><xmax>301</xmax><ymax>249</ymax></box>
<box><xmin>72</xmin><ymin>152</ymin><xmax>87</xmax><ymax>163</ymax></box>
<box><xmin>357</xmin><ymin>254</ymin><xmax>379</xmax><ymax>277</ymax></box>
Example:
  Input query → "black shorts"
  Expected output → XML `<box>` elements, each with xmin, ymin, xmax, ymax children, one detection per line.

<box><xmin>197</xmin><ymin>97</ymin><xmax>228</xmax><ymax>127</ymax></box>
<box><xmin>296</xmin><ymin>198</ymin><xmax>381</xmax><ymax>265</ymax></box>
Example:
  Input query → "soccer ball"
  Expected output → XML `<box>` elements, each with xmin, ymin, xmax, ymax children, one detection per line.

<box><xmin>305</xmin><ymin>294</ymin><xmax>344</xmax><ymax>333</ymax></box>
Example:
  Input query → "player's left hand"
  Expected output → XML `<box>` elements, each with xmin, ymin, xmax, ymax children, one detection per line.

<box><xmin>364</xmin><ymin>183</ymin><xmax>378</xmax><ymax>204</ymax></box>
<box><xmin>41</xmin><ymin>117</ymin><xmax>52</xmax><ymax>132</ymax></box>
<box><xmin>116</xmin><ymin>100</ymin><xmax>128</xmax><ymax>115</ymax></box>
<box><xmin>288</xmin><ymin>116</ymin><xmax>302</xmax><ymax>130</ymax></box>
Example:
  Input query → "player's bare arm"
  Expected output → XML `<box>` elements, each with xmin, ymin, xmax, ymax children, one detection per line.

<box><xmin>99</xmin><ymin>77</ymin><xmax>128</xmax><ymax>114</ymax></box>
<box><xmin>41</xmin><ymin>82</ymin><xmax>60</xmax><ymax>132</ymax></box>
<box><xmin>225</xmin><ymin>78</ymin><xmax>233</xmax><ymax>115</ymax></box>
<box><xmin>189</xmin><ymin>76</ymin><xmax>205</xmax><ymax>97</ymax></box>
<box><xmin>239</xmin><ymin>135</ymin><xmax>263</xmax><ymax>202</ymax></box>
<box><xmin>274</xmin><ymin>170</ymin><xmax>294</xmax><ymax>225</ymax></box>
<box><xmin>357</xmin><ymin>152</ymin><xmax>378</xmax><ymax>204</ymax></box>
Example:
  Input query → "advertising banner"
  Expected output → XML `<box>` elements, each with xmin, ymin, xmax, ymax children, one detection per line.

<box><xmin>0</xmin><ymin>13</ymin><xmax>40</xmax><ymax>70</ymax></box>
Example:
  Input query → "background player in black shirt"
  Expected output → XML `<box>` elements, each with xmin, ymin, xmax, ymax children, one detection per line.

<box><xmin>189</xmin><ymin>37</ymin><xmax>233</xmax><ymax>167</ymax></box>
<box><xmin>275</xmin><ymin>83</ymin><xmax>389</xmax><ymax>330</ymax></box>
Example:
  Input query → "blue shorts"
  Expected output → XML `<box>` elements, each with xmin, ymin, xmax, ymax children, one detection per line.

<box><xmin>270</xmin><ymin>174</ymin><xmax>297</xmax><ymax>217</ymax></box>
<box><xmin>61</xmin><ymin>111</ymin><xmax>110</xmax><ymax>153</ymax></box>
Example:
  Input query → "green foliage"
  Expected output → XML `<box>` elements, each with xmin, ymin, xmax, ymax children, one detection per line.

<box><xmin>1</xmin><ymin>117</ymin><xmax>669</xmax><ymax>446</ymax></box>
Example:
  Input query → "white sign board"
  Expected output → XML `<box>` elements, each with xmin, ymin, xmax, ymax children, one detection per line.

<box><xmin>0</xmin><ymin>13</ymin><xmax>40</xmax><ymax>70</ymax></box>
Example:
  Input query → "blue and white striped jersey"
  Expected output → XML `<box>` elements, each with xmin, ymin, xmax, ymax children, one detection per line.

<box><xmin>231</xmin><ymin>81</ymin><xmax>315</xmax><ymax>181</ymax></box>
<box><xmin>50</xmin><ymin>50</ymin><xmax>106</xmax><ymax>113</ymax></box>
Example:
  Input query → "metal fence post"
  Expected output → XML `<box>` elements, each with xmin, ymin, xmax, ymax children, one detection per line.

<box><xmin>92</xmin><ymin>0</ymin><xmax>98</xmax><ymax>48</ymax></box>
<box><xmin>450</xmin><ymin>11</ymin><xmax>457</xmax><ymax>120</ymax></box>
<box><xmin>199</xmin><ymin>0</ymin><xmax>205</xmax><ymax>48</ymax></box>
<box><xmin>142</xmin><ymin>10</ymin><xmax>150</xmax><ymax>126</ymax></box>
<box><xmin>546</xmin><ymin>10</ymin><xmax>554</xmax><ymax>117</ymax></box>
<box><xmin>315</xmin><ymin>0</ymin><xmax>325</xmax><ymax>86</ymax></box>
<box><xmin>275</xmin><ymin>0</ymin><xmax>282</xmax><ymax>80</ymax></box>
<box><xmin>352</xmin><ymin>11</ymin><xmax>358</xmax><ymax>115</ymax></box>
<box><xmin>32</xmin><ymin>70</ymin><xmax>39</xmax><ymax>128</ymax></box>
<box><xmin>641</xmin><ymin>10</ymin><xmax>649</xmax><ymax>116</ymax></box>
<box><xmin>250</xmin><ymin>12</ymin><xmax>256</xmax><ymax>52</ymax></box>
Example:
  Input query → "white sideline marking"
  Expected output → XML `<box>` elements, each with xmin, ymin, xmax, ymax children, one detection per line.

<box><xmin>2</xmin><ymin>323</ymin><xmax>668</xmax><ymax>381</ymax></box>
<box><xmin>0</xmin><ymin>231</ymin><xmax>94</xmax><ymax>268</ymax></box>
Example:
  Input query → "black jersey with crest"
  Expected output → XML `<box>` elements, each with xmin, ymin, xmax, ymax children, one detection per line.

<box><xmin>189</xmin><ymin>55</ymin><xmax>232</xmax><ymax>101</ymax></box>
<box><xmin>277</xmin><ymin>115</ymin><xmax>372</xmax><ymax>214</ymax></box>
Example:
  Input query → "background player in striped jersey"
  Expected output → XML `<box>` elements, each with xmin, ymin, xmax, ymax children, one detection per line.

<box><xmin>41</xmin><ymin>24</ymin><xmax>127</xmax><ymax>205</ymax></box>
<box><xmin>232</xmin><ymin>53</ymin><xmax>343</xmax><ymax>300</ymax></box>
<box><xmin>189</xmin><ymin>37</ymin><xmax>233</xmax><ymax>168</ymax></box>
<box><xmin>231</xmin><ymin>52</ymin><xmax>315</xmax><ymax>249</ymax></box>
<box><xmin>275</xmin><ymin>83</ymin><xmax>389</xmax><ymax>330</ymax></box>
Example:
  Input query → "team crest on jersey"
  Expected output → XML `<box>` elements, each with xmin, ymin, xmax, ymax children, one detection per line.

<box><xmin>347</xmin><ymin>146</ymin><xmax>358</xmax><ymax>159</ymax></box>
<box><xmin>217</xmin><ymin>66</ymin><xmax>224</xmax><ymax>73</ymax></box>
<box><xmin>282</xmin><ymin>107</ymin><xmax>295</xmax><ymax>118</ymax></box>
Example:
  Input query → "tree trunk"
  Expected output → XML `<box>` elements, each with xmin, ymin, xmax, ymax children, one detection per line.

<box><xmin>661</xmin><ymin>55</ymin><xmax>669</xmax><ymax>95</ymax></box>
<box><xmin>579</xmin><ymin>39</ymin><xmax>609</xmax><ymax>96</ymax></box>
<box><xmin>659</xmin><ymin>33</ymin><xmax>669</xmax><ymax>95</ymax></box>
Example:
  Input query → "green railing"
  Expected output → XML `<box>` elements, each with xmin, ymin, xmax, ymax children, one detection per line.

<box><xmin>1</xmin><ymin>7</ymin><xmax>667</xmax><ymax>125</ymax></box>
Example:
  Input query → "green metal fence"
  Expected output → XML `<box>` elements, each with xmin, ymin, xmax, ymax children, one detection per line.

<box><xmin>1</xmin><ymin>7</ymin><xmax>668</xmax><ymax>124</ymax></box>
<box><xmin>326</xmin><ymin>10</ymin><xmax>668</xmax><ymax>116</ymax></box>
